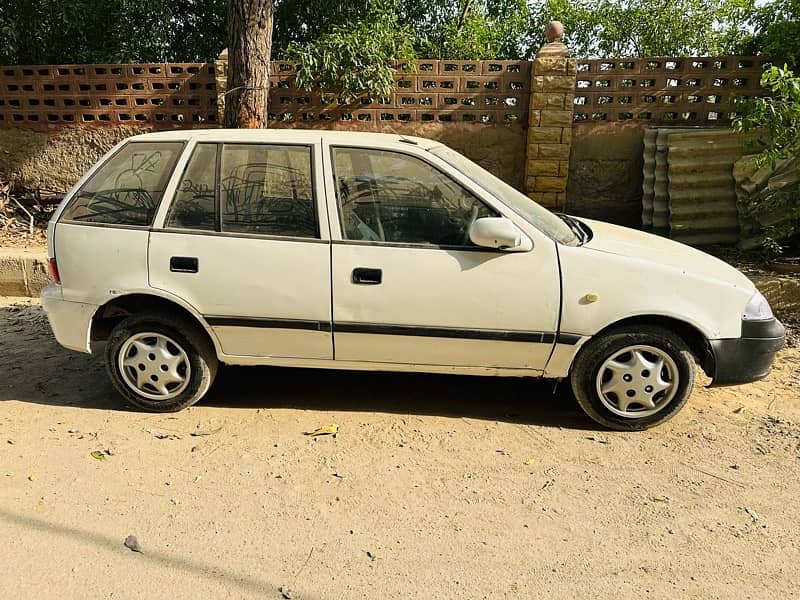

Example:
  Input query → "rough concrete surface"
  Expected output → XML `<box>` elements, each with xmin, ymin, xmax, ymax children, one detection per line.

<box><xmin>0</xmin><ymin>125</ymin><xmax>148</xmax><ymax>192</ymax></box>
<box><xmin>748</xmin><ymin>272</ymin><xmax>800</xmax><ymax>316</ymax></box>
<box><xmin>276</xmin><ymin>121</ymin><xmax>528</xmax><ymax>190</ymax></box>
<box><xmin>0</xmin><ymin>122</ymin><xmax>527</xmax><ymax>195</ymax></box>
<box><xmin>0</xmin><ymin>298</ymin><xmax>799</xmax><ymax>599</ymax></box>
<box><xmin>567</xmin><ymin>122</ymin><xmax>646</xmax><ymax>227</ymax></box>
<box><xmin>0</xmin><ymin>248</ymin><xmax>49</xmax><ymax>296</ymax></box>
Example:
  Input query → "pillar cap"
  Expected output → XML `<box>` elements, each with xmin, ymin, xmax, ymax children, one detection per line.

<box><xmin>537</xmin><ymin>21</ymin><xmax>570</xmax><ymax>58</ymax></box>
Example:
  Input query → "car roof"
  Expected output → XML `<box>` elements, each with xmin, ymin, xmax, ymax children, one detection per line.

<box><xmin>126</xmin><ymin>128</ymin><xmax>442</xmax><ymax>149</ymax></box>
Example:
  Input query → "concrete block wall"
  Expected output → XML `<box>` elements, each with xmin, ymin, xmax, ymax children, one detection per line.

<box><xmin>0</xmin><ymin>249</ymin><xmax>49</xmax><ymax>296</ymax></box>
<box><xmin>524</xmin><ymin>50</ymin><xmax>577</xmax><ymax>209</ymax></box>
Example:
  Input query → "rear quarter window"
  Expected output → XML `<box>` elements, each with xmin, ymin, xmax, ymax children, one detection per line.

<box><xmin>61</xmin><ymin>141</ymin><xmax>184</xmax><ymax>226</ymax></box>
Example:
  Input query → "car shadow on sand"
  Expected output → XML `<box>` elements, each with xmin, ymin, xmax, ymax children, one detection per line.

<box><xmin>200</xmin><ymin>364</ymin><xmax>594</xmax><ymax>429</ymax></box>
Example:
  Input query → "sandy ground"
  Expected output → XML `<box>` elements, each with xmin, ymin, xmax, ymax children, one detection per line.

<box><xmin>1</xmin><ymin>297</ymin><xmax>799</xmax><ymax>600</ymax></box>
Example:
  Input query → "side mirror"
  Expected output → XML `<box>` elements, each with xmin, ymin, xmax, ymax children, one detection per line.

<box><xmin>469</xmin><ymin>217</ymin><xmax>532</xmax><ymax>252</ymax></box>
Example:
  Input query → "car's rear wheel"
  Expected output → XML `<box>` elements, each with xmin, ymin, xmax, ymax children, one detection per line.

<box><xmin>570</xmin><ymin>325</ymin><xmax>696</xmax><ymax>430</ymax></box>
<box><xmin>106</xmin><ymin>312</ymin><xmax>218</xmax><ymax>412</ymax></box>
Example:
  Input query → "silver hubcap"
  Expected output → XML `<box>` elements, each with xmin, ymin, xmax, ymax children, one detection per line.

<box><xmin>118</xmin><ymin>332</ymin><xmax>191</xmax><ymax>401</ymax></box>
<box><xmin>595</xmin><ymin>345</ymin><xmax>678</xmax><ymax>419</ymax></box>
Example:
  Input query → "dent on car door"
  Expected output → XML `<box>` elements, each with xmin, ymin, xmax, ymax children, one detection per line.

<box><xmin>149</xmin><ymin>141</ymin><xmax>333</xmax><ymax>360</ymax></box>
<box><xmin>325</xmin><ymin>145</ymin><xmax>562</xmax><ymax>370</ymax></box>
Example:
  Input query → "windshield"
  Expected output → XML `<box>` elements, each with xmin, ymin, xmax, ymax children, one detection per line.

<box><xmin>430</xmin><ymin>146</ymin><xmax>578</xmax><ymax>246</ymax></box>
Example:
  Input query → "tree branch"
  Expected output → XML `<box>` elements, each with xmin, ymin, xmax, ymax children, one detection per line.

<box><xmin>456</xmin><ymin>0</ymin><xmax>474</xmax><ymax>32</ymax></box>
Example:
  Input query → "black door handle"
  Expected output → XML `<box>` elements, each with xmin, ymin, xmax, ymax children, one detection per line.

<box><xmin>352</xmin><ymin>267</ymin><xmax>382</xmax><ymax>285</ymax></box>
<box><xmin>170</xmin><ymin>256</ymin><xmax>199</xmax><ymax>273</ymax></box>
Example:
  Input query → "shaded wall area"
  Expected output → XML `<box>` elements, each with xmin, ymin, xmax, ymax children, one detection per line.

<box><xmin>0</xmin><ymin>123</ymin><xmax>526</xmax><ymax>193</ymax></box>
<box><xmin>566</xmin><ymin>123</ymin><xmax>644</xmax><ymax>227</ymax></box>
<box><xmin>382</xmin><ymin>122</ymin><xmax>527</xmax><ymax>189</ymax></box>
<box><xmin>0</xmin><ymin>126</ymin><xmax>147</xmax><ymax>192</ymax></box>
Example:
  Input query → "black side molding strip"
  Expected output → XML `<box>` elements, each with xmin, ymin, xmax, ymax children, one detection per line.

<box><xmin>205</xmin><ymin>316</ymin><xmax>332</xmax><ymax>332</ymax></box>
<box><xmin>556</xmin><ymin>332</ymin><xmax>582</xmax><ymax>345</ymax></box>
<box><xmin>203</xmin><ymin>316</ymin><xmax>582</xmax><ymax>345</ymax></box>
<box><xmin>336</xmin><ymin>322</ymin><xmax>582</xmax><ymax>345</ymax></box>
<box><xmin>335</xmin><ymin>322</ymin><xmax>550</xmax><ymax>343</ymax></box>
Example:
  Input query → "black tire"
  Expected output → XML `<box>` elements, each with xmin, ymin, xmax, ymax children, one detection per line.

<box><xmin>569</xmin><ymin>325</ymin><xmax>696</xmax><ymax>431</ymax></box>
<box><xmin>105</xmin><ymin>311</ymin><xmax>218</xmax><ymax>412</ymax></box>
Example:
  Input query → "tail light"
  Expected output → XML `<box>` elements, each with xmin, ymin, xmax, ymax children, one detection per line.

<box><xmin>48</xmin><ymin>257</ymin><xmax>61</xmax><ymax>284</ymax></box>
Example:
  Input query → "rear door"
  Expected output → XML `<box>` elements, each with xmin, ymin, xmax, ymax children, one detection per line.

<box><xmin>149</xmin><ymin>140</ymin><xmax>333</xmax><ymax>360</ymax></box>
<box><xmin>323</xmin><ymin>142</ymin><xmax>562</xmax><ymax>371</ymax></box>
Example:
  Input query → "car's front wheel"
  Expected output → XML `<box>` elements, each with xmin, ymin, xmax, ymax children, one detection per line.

<box><xmin>105</xmin><ymin>312</ymin><xmax>218</xmax><ymax>412</ymax></box>
<box><xmin>570</xmin><ymin>325</ymin><xmax>696</xmax><ymax>430</ymax></box>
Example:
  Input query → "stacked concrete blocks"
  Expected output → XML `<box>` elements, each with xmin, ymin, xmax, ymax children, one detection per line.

<box><xmin>525</xmin><ymin>50</ymin><xmax>577</xmax><ymax>209</ymax></box>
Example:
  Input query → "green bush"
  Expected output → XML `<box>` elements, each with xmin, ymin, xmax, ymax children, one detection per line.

<box><xmin>733</xmin><ymin>65</ymin><xmax>800</xmax><ymax>251</ymax></box>
<box><xmin>286</xmin><ymin>12</ymin><xmax>417</xmax><ymax>104</ymax></box>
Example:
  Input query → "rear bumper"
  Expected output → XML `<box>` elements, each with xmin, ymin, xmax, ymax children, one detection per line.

<box><xmin>40</xmin><ymin>283</ymin><xmax>95</xmax><ymax>353</ymax></box>
<box><xmin>709</xmin><ymin>318</ymin><xmax>785</xmax><ymax>386</ymax></box>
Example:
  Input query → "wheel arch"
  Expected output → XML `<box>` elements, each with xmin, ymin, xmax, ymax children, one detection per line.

<box><xmin>573</xmin><ymin>314</ymin><xmax>714</xmax><ymax>378</ymax></box>
<box><xmin>91</xmin><ymin>292</ymin><xmax>221</xmax><ymax>356</ymax></box>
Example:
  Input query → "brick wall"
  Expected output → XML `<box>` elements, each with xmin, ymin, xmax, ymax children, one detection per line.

<box><xmin>260</xmin><ymin>60</ymin><xmax>530</xmax><ymax>128</ymax></box>
<box><xmin>0</xmin><ymin>63</ymin><xmax>218</xmax><ymax>128</ymax></box>
<box><xmin>0</xmin><ymin>54</ymin><xmax>773</xmax><ymax>224</ymax></box>
<box><xmin>572</xmin><ymin>56</ymin><xmax>770</xmax><ymax>125</ymax></box>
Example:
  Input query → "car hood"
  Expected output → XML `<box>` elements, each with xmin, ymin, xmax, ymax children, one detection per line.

<box><xmin>577</xmin><ymin>218</ymin><xmax>754</xmax><ymax>290</ymax></box>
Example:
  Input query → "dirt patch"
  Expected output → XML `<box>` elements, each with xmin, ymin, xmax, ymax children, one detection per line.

<box><xmin>1</xmin><ymin>183</ymin><xmax>52</xmax><ymax>249</ymax></box>
<box><xmin>783</xmin><ymin>318</ymin><xmax>800</xmax><ymax>348</ymax></box>
<box><xmin>1</xmin><ymin>298</ymin><xmax>799</xmax><ymax>599</ymax></box>
<box><xmin>760</xmin><ymin>415</ymin><xmax>800</xmax><ymax>458</ymax></box>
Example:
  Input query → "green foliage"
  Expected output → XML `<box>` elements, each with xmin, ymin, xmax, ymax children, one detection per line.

<box><xmin>733</xmin><ymin>65</ymin><xmax>800</xmax><ymax>249</ymax></box>
<box><xmin>737</xmin><ymin>0</ymin><xmax>800</xmax><ymax>71</ymax></box>
<box><xmin>286</xmin><ymin>10</ymin><xmax>417</xmax><ymax>103</ymax></box>
<box><xmin>0</xmin><ymin>0</ymin><xmax>226</xmax><ymax>64</ymax></box>
<box><xmin>273</xmin><ymin>0</ymin><xmax>391</xmax><ymax>52</ymax></box>
<box><xmin>0</xmin><ymin>0</ymin><xmax>795</xmax><ymax>89</ymax></box>
<box><xmin>413</xmin><ymin>0</ymin><xmax>534</xmax><ymax>60</ymax></box>
<box><xmin>534</xmin><ymin>0</ymin><xmax>758</xmax><ymax>58</ymax></box>
<box><xmin>734</xmin><ymin>65</ymin><xmax>800</xmax><ymax>168</ymax></box>
<box><xmin>283</xmin><ymin>1</ymin><xmax>535</xmax><ymax>101</ymax></box>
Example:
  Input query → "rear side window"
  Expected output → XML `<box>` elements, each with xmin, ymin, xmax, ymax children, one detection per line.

<box><xmin>220</xmin><ymin>144</ymin><xmax>317</xmax><ymax>238</ymax></box>
<box><xmin>61</xmin><ymin>142</ymin><xmax>183</xmax><ymax>226</ymax></box>
<box><xmin>166</xmin><ymin>143</ymin><xmax>217</xmax><ymax>231</ymax></box>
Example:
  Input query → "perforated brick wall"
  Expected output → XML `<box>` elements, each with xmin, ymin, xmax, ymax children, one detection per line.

<box><xmin>0</xmin><ymin>63</ymin><xmax>218</xmax><ymax>128</ymax></box>
<box><xmin>572</xmin><ymin>56</ymin><xmax>770</xmax><ymax>125</ymax></box>
<box><xmin>262</xmin><ymin>60</ymin><xmax>531</xmax><ymax>128</ymax></box>
<box><xmin>1</xmin><ymin>56</ymin><xmax>770</xmax><ymax>130</ymax></box>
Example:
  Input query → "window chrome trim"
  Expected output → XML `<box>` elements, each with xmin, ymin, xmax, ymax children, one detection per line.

<box><xmin>154</xmin><ymin>227</ymin><xmax>331</xmax><ymax>244</ymax></box>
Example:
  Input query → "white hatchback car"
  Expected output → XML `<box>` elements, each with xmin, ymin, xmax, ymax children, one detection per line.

<box><xmin>42</xmin><ymin>130</ymin><xmax>784</xmax><ymax>429</ymax></box>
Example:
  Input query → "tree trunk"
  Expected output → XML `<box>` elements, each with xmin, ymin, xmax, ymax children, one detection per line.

<box><xmin>225</xmin><ymin>0</ymin><xmax>273</xmax><ymax>128</ymax></box>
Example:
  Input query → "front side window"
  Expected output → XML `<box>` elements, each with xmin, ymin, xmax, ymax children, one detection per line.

<box><xmin>332</xmin><ymin>147</ymin><xmax>496</xmax><ymax>246</ymax></box>
<box><xmin>220</xmin><ymin>144</ymin><xmax>317</xmax><ymax>238</ymax></box>
<box><xmin>430</xmin><ymin>145</ymin><xmax>578</xmax><ymax>246</ymax></box>
<box><xmin>62</xmin><ymin>142</ymin><xmax>183</xmax><ymax>226</ymax></box>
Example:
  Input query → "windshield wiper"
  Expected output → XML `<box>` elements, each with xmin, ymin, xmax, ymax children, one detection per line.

<box><xmin>557</xmin><ymin>213</ymin><xmax>587</xmax><ymax>244</ymax></box>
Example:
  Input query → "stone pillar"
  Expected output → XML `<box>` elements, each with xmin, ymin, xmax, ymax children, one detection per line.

<box><xmin>214</xmin><ymin>49</ymin><xmax>228</xmax><ymax>126</ymax></box>
<box><xmin>524</xmin><ymin>27</ymin><xmax>577</xmax><ymax>209</ymax></box>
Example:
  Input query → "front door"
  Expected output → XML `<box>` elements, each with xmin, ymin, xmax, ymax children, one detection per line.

<box><xmin>149</xmin><ymin>140</ymin><xmax>333</xmax><ymax>359</ymax></box>
<box><xmin>324</xmin><ymin>143</ymin><xmax>561</xmax><ymax>371</ymax></box>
